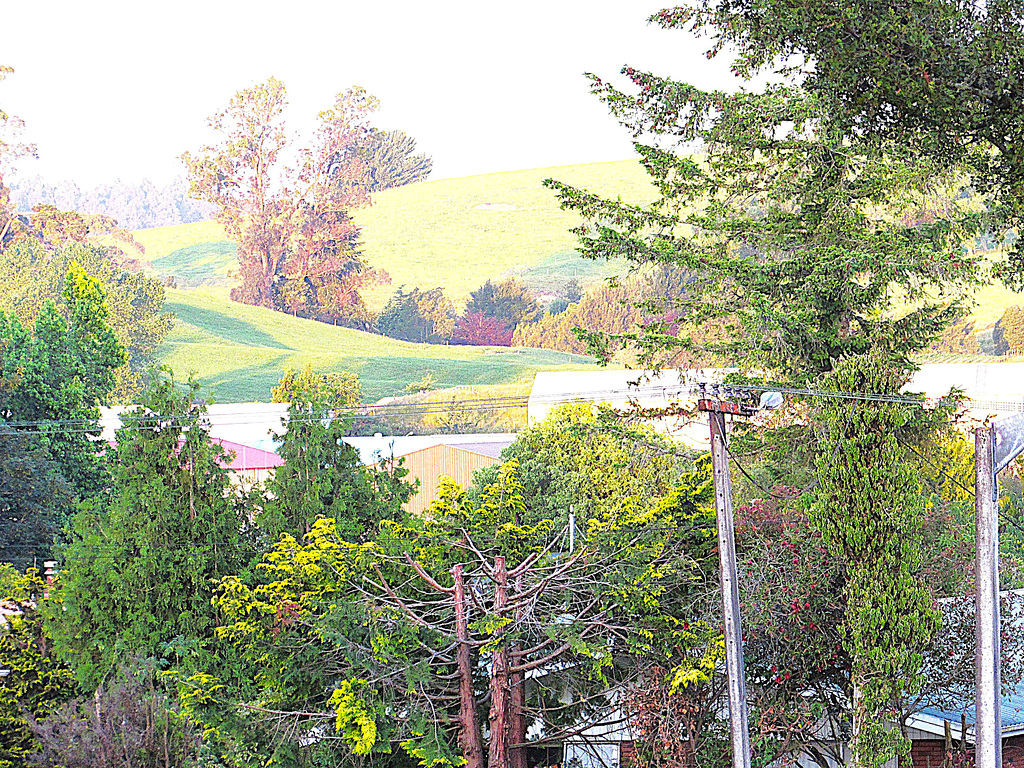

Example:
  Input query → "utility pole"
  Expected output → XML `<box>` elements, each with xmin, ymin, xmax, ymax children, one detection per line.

<box><xmin>976</xmin><ymin>413</ymin><xmax>1024</xmax><ymax>768</ymax></box>
<box><xmin>697</xmin><ymin>384</ymin><xmax>756</xmax><ymax>768</ymax></box>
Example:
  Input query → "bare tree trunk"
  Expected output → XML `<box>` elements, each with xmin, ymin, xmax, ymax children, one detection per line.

<box><xmin>509</xmin><ymin>666</ymin><xmax>527</xmax><ymax>768</ymax></box>
<box><xmin>454</xmin><ymin>563</ymin><xmax>485</xmax><ymax>768</ymax></box>
<box><xmin>488</xmin><ymin>556</ymin><xmax>510</xmax><ymax>768</ymax></box>
<box><xmin>850</xmin><ymin>679</ymin><xmax>865</xmax><ymax>768</ymax></box>
<box><xmin>510</xmin><ymin>571</ymin><xmax>528</xmax><ymax>768</ymax></box>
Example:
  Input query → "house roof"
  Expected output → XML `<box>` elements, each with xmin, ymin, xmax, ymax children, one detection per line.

<box><xmin>911</xmin><ymin>687</ymin><xmax>1024</xmax><ymax>741</ymax></box>
<box><xmin>909</xmin><ymin>591</ymin><xmax>1024</xmax><ymax>741</ymax></box>
<box><xmin>342</xmin><ymin>433</ymin><xmax>516</xmax><ymax>465</ymax></box>
<box><xmin>214</xmin><ymin>438</ymin><xmax>284</xmax><ymax>471</ymax></box>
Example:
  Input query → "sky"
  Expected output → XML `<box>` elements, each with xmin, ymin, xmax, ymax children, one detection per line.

<box><xmin>1</xmin><ymin>0</ymin><xmax>743</xmax><ymax>188</ymax></box>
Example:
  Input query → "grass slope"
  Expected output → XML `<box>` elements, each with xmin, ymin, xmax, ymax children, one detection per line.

<box><xmin>354</xmin><ymin>160</ymin><xmax>656</xmax><ymax>307</ymax></box>
<box><xmin>131</xmin><ymin>160</ymin><xmax>657</xmax><ymax>308</ymax></box>
<box><xmin>158</xmin><ymin>287</ymin><xmax>603</xmax><ymax>403</ymax></box>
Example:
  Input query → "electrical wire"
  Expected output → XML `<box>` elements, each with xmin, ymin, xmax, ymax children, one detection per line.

<box><xmin>2</xmin><ymin>378</ymin><xmax>1020</xmax><ymax>438</ymax></box>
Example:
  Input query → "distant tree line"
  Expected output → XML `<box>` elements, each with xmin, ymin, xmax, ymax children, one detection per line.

<box><xmin>373</xmin><ymin>277</ymin><xmax>545</xmax><ymax>347</ymax></box>
<box><xmin>9</xmin><ymin>176</ymin><xmax>215</xmax><ymax>230</ymax></box>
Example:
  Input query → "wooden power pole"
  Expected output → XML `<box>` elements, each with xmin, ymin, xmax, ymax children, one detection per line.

<box><xmin>698</xmin><ymin>385</ymin><xmax>756</xmax><ymax>768</ymax></box>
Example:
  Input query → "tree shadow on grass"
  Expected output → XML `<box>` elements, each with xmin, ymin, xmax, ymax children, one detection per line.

<box><xmin>166</xmin><ymin>302</ymin><xmax>292</xmax><ymax>350</ymax></box>
<box><xmin>152</xmin><ymin>242</ymin><xmax>237</xmax><ymax>287</ymax></box>
<box><xmin>187</xmin><ymin>357</ymin><xmax>293</xmax><ymax>403</ymax></box>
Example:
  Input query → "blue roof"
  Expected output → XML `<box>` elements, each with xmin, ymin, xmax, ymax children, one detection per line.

<box><xmin>917</xmin><ymin>683</ymin><xmax>1024</xmax><ymax>736</ymax></box>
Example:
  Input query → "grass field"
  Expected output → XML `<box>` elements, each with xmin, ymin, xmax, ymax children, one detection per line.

<box><xmin>130</xmin><ymin>160</ymin><xmax>657</xmax><ymax>309</ymax></box>
<box><xmin>158</xmin><ymin>287</ymin><xmax>605</xmax><ymax>403</ymax></box>
<box><xmin>136</xmin><ymin>160</ymin><xmax>1024</xmax><ymax>401</ymax></box>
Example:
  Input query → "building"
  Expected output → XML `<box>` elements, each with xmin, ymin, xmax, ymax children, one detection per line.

<box><xmin>343</xmin><ymin>434</ymin><xmax>516</xmax><ymax>515</ymax></box>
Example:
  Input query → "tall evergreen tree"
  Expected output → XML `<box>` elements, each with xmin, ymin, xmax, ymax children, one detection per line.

<box><xmin>260</xmin><ymin>394</ymin><xmax>414</xmax><ymax>543</ymax></box>
<box><xmin>0</xmin><ymin>262</ymin><xmax>124</xmax><ymax>501</ymax></box>
<box><xmin>47</xmin><ymin>373</ymin><xmax>251</xmax><ymax>688</ymax></box>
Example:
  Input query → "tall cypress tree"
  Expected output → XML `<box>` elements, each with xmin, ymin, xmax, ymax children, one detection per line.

<box><xmin>260</xmin><ymin>395</ymin><xmax>414</xmax><ymax>543</ymax></box>
<box><xmin>48</xmin><ymin>373</ymin><xmax>251</xmax><ymax>688</ymax></box>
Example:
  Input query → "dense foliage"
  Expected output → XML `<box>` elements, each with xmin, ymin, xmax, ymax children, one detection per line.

<box><xmin>0</xmin><ymin>237</ymin><xmax>172</xmax><ymax>400</ymax></box>
<box><xmin>668</xmin><ymin>0</ymin><xmax>1024</xmax><ymax>286</ymax></box>
<box><xmin>259</xmin><ymin>395</ymin><xmax>413</xmax><ymax>542</ymax></box>
<box><xmin>270</xmin><ymin>362</ymin><xmax>362</xmax><ymax>407</ymax></box>
<box><xmin>0</xmin><ymin>263</ymin><xmax>124</xmax><ymax>505</ymax></box>
<box><xmin>0</xmin><ymin>569</ymin><xmax>77</xmax><ymax>768</ymax></box>
<box><xmin>47</xmin><ymin>374</ymin><xmax>252</xmax><ymax>689</ymax></box>
<box><xmin>376</xmin><ymin>286</ymin><xmax>454</xmax><ymax>344</ymax></box>
<box><xmin>513</xmin><ymin>267</ymin><xmax>693</xmax><ymax>359</ymax></box>
<box><xmin>205</xmin><ymin>451</ymin><xmax>719</xmax><ymax>768</ymax></box>
<box><xmin>453</xmin><ymin>278</ymin><xmax>541</xmax><ymax>346</ymax></box>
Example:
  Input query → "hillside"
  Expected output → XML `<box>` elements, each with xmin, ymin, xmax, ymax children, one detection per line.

<box><xmin>131</xmin><ymin>160</ymin><xmax>658</xmax><ymax>308</ymax></box>
<box><xmin>158</xmin><ymin>287</ymin><xmax>603</xmax><ymax>403</ymax></box>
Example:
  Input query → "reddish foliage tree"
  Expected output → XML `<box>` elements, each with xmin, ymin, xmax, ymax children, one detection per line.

<box><xmin>182</xmin><ymin>78</ymin><xmax>378</xmax><ymax>325</ymax></box>
<box><xmin>452</xmin><ymin>310</ymin><xmax>512</xmax><ymax>346</ymax></box>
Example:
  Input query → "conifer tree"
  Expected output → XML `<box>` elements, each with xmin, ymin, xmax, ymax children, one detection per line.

<box><xmin>48</xmin><ymin>373</ymin><xmax>251</xmax><ymax>688</ymax></box>
<box><xmin>260</xmin><ymin>394</ymin><xmax>413</xmax><ymax>543</ymax></box>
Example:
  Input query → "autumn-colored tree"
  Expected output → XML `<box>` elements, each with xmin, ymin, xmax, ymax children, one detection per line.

<box><xmin>182</xmin><ymin>78</ymin><xmax>379</xmax><ymax>324</ymax></box>
<box><xmin>452</xmin><ymin>310</ymin><xmax>511</xmax><ymax>346</ymax></box>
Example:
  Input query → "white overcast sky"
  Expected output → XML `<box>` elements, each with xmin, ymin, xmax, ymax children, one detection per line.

<box><xmin>2</xmin><ymin>0</ymin><xmax>741</xmax><ymax>188</ymax></box>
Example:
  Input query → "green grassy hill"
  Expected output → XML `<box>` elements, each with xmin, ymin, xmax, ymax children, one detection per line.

<box><xmin>136</xmin><ymin>160</ymin><xmax>1024</xmax><ymax>401</ymax></box>
<box><xmin>132</xmin><ymin>160</ymin><xmax>657</xmax><ymax>308</ymax></box>
<box><xmin>159</xmin><ymin>287</ymin><xmax>603</xmax><ymax>402</ymax></box>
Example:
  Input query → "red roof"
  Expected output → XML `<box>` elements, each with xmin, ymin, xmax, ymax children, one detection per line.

<box><xmin>213</xmin><ymin>438</ymin><xmax>284</xmax><ymax>471</ymax></box>
<box><xmin>106</xmin><ymin>437</ymin><xmax>284</xmax><ymax>472</ymax></box>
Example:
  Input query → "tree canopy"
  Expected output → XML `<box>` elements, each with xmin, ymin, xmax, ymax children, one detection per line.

<box><xmin>666</xmin><ymin>0</ymin><xmax>1024</xmax><ymax>286</ymax></box>
<box><xmin>183</xmin><ymin>78</ymin><xmax>383</xmax><ymax>326</ymax></box>
<box><xmin>47</xmin><ymin>373</ymin><xmax>251</xmax><ymax>689</ymax></box>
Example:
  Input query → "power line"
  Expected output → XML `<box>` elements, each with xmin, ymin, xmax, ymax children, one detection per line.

<box><xmin>2</xmin><ymin>379</ymin><xmax>1019</xmax><ymax>438</ymax></box>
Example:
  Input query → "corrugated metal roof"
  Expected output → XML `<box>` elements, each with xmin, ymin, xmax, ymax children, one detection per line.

<box><xmin>914</xmin><ymin>682</ymin><xmax>1024</xmax><ymax>738</ymax></box>
<box><xmin>343</xmin><ymin>433</ymin><xmax>516</xmax><ymax>465</ymax></box>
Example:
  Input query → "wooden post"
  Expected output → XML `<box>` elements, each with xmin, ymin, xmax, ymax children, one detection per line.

<box><xmin>709</xmin><ymin>410</ymin><xmax>752</xmax><ymax>768</ymax></box>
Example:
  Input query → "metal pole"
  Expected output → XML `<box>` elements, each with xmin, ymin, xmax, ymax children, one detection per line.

<box><xmin>976</xmin><ymin>425</ymin><xmax>1001</xmax><ymax>768</ymax></box>
<box><xmin>710</xmin><ymin>411</ymin><xmax>752</xmax><ymax>768</ymax></box>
